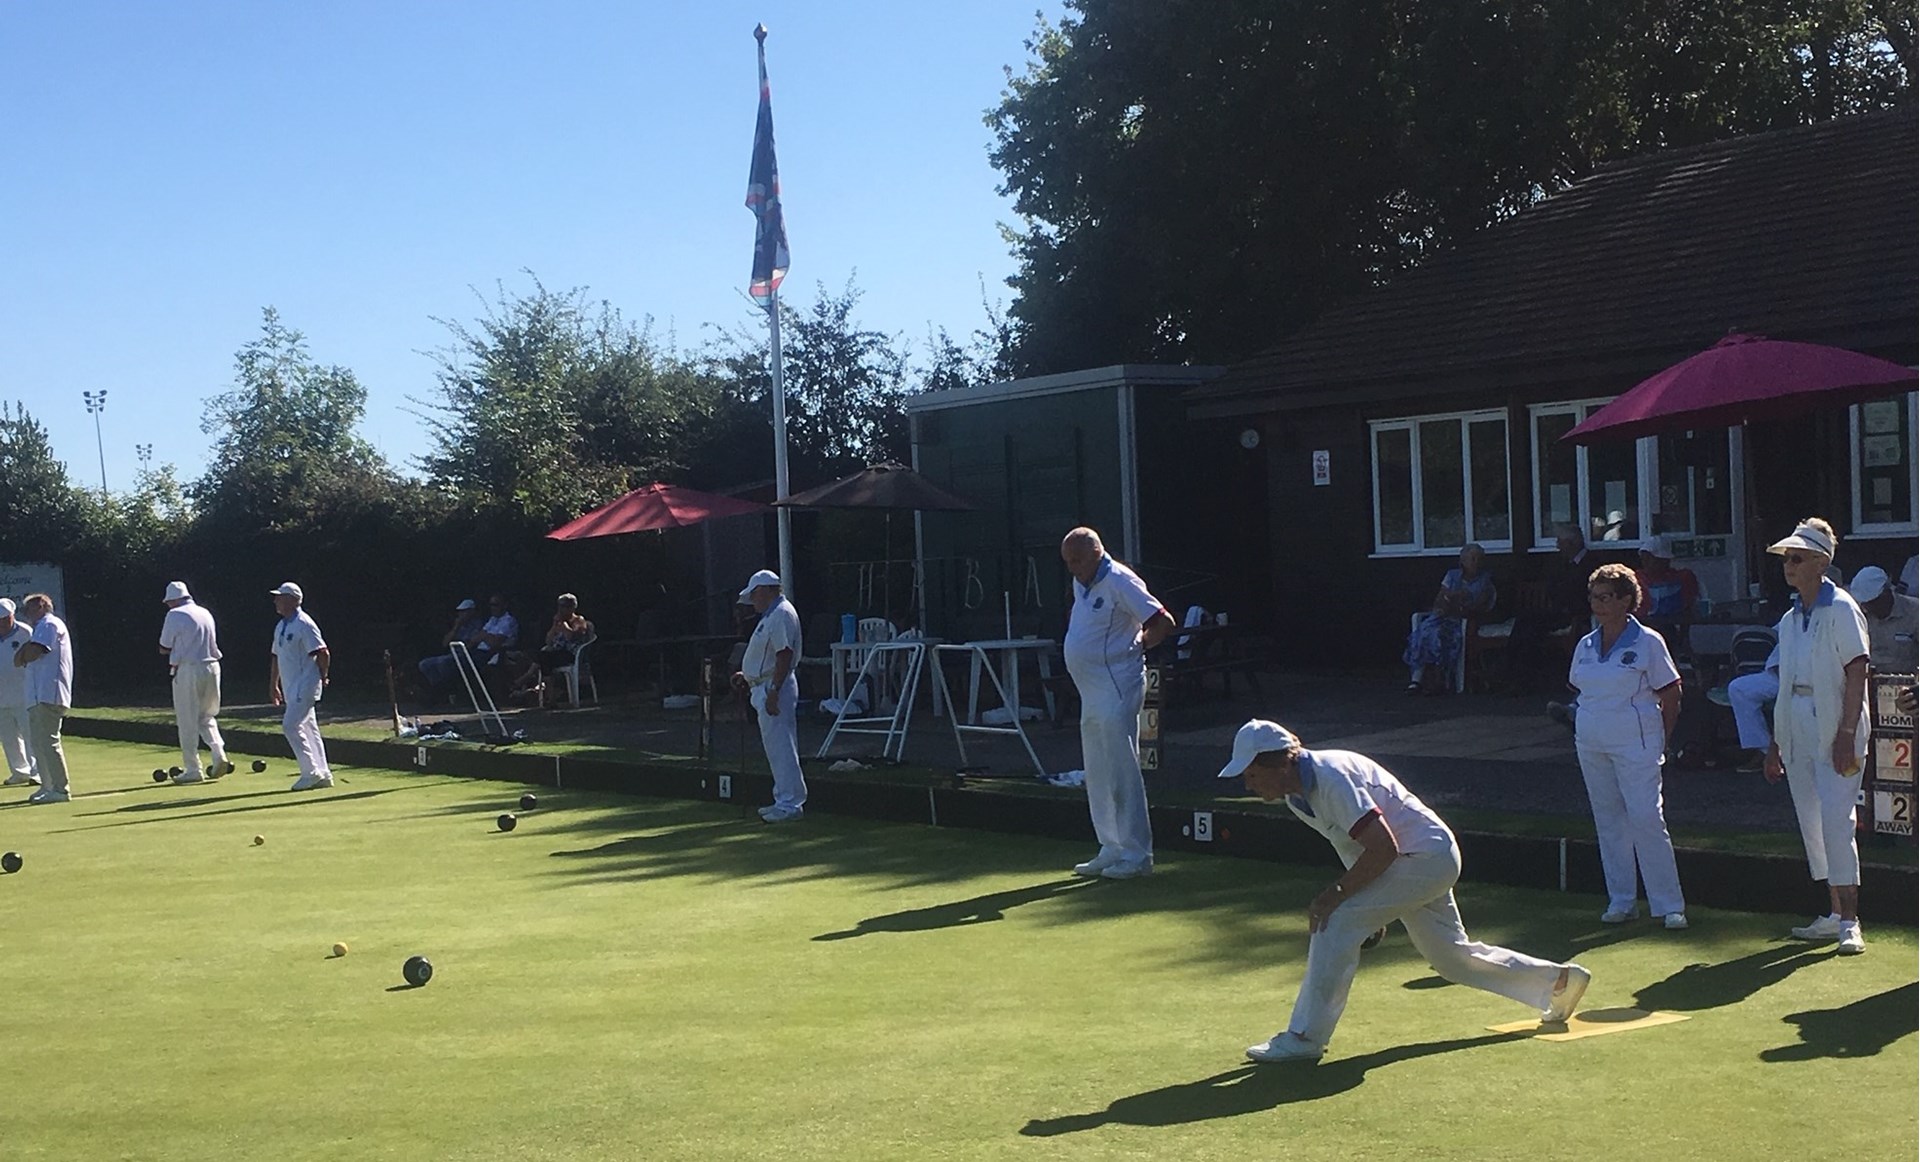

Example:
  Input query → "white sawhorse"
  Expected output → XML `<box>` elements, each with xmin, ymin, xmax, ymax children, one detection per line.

<box><xmin>817</xmin><ymin>640</ymin><xmax>925</xmax><ymax>762</ymax></box>
<box><xmin>930</xmin><ymin>642</ymin><xmax>1047</xmax><ymax>779</ymax></box>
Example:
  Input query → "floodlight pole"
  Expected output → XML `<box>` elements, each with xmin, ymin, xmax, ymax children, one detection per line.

<box><xmin>82</xmin><ymin>390</ymin><xmax>108</xmax><ymax>497</ymax></box>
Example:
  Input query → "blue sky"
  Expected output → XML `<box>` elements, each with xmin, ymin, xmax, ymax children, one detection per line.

<box><xmin>0</xmin><ymin>2</ymin><xmax>1061</xmax><ymax>488</ymax></box>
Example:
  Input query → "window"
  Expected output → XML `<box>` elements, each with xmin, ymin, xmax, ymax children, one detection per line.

<box><xmin>1370</xmin><ymin>410</ymin><xmax>1511</xmax><ymax>554</ymax></box>
<box><xmin>1652</xmin><ymin>429</ymin><xmax>1733</xmax><ymax>537</ymax></box>
<box><xmin>1530</xmin><ymin>399</ymin><xmax>1644</xmax><ymax>548</ymax></box>
<box><xmin>1851</xmin><ymin>392</ymin><xmax>1918</xmax><ymax>537</ymax></box>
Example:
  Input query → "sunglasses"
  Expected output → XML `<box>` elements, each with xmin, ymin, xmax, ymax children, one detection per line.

<box><xmin>1587</xmin><ymin>590</ymin><xmax>1626</xmax><ymax>602</ymax></box>
<box><xmin>1780</xmin><ymin>552</ymin><xmax>1817</xmax><ymax>566</ymax></box>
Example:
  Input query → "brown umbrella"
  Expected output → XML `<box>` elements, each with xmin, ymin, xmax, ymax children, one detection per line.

<box><xmin>775</xmin><ymin>463</ymin><xmax>976</xmax><ymax>621</ymax></box>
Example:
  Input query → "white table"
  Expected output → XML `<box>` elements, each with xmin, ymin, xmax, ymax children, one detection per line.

<box><xmin>817</xmin><ymin>640</ymin><xmax>926</xmax><ymax>761</ymax></box>
<box><xmin>951</xmin><ymin>638</ymin><xmax>1058</xmax><ymax>725</ymax></box>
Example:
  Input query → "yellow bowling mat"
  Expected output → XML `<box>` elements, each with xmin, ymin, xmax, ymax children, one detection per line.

<box><xmin>1489</xmin><ymin>1007</ymin><xmax>1691</xmax><ymax>1042</ymax></box>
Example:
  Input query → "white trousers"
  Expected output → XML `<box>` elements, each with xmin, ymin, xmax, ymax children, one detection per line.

<box><xmin>1780</xmin><ymin>693</ymin><xmax>1861</xmax><ymax>886</ymax></box>
<box><xmin>27</xmin><ymin>703</ymin><xmax>69</xmax><ymax>796</ymax></box>
<box><xmin>172</xmin><ymin>660</ymin><xmax>228</xmax><ymax>778</ymax></box>
<box><xmin>1576</xmin><ymin>741</ymin><xmax>1685</xmax><ymax>916</ymax></box>
<box><xmin>752</xmin><ymin>675</ymin><xmax>806</xmax><ymax>810</ymax></box>
<box><xmin>0</xmin><ymin>701</ymin><xmax>33</xmax><ymax>780</ymax></box>
<box><xmin>281</xmin><ymin>697</ymin><xmax>330</xmax><ymax>780</ymax></box>
<box><xmin>1287</xmin><ymin>847</ymin><xmax>1569</xmax><ymax>1047</ymax></box>
<box><xmin>1728</xmin><ymin>669</ymin><xmax>1778</xmax><ymax>751</ymax></box>
<box><xmin>1074</xmin><ymin>667</ymin><xmax>1151</xmax><ymax>863</ymax></box>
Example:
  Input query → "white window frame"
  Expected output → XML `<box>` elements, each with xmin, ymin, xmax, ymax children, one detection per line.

<box><xmin>1650</xmin><ymin>428</ymin><xmax>1736</xmax><ymax>540</ymax></box>
<box><xmin>1368</xmin><ymin>408</ymin><xmax>1513</xmax><ymax>557</ymax></box>
<box><xmin>1849</xmin><ymin>391</ymin><xmax>1919</xmax><ymax>538</ymax></box>
<box><xmin>1527</xmin><ymin>397</ymin><xmax>1661</xmax><ymax>551</ymax></box>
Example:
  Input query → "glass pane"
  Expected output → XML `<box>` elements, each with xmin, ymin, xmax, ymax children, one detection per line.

<box><xmin>1375</xmin><ymin>427</ymin><xmax>1414</xmax><ymax>546</ymax></box>
<box><xmin>1586</xmin><ymin>429</ymin><xmax>1640</xmax><ymax>543</ymax></box>
<box><xmin>1469</xmin><ymin>418</ymin><xmax>1510</xmax><ymax>543</ymax></box>
<box><xmin>1534</xmin><ymin>411</ymin><xmax>1578</xmax><ymax>542</ymax></box>
<box><xmin>1654</xmin><ymin>433</ymin><xmax>1691</xmax><ymax>535</ymax></box>
<box><xmin>1856</xmin><ymin>395</ymin><xmax>1914</xmax><ymax>527</ymax></box>
<box><xmin>1693</xmin><ymin>430</ymin><xmax>1732</xmax><ymax>535</ymax></box>
<box><xmin>1419</xmin><ymin>419</ymin><xmax>1465</xmax><ymax>548</ymax></box>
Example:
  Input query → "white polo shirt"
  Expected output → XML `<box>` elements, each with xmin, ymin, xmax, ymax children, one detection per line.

<box><xmin>160</xmin><ymin>600</ymin><xmax>223</xmax><ymax>665</ymax></box>
<box><xmin>1064</xmin><ymin>556</ymin><xmax>1164</xmax><ymax>688</ymax></box>
<box><xmin>273</xmin><ymin>609</ymin><xmax>328</xmax><ymax>703</ymax></box>
<box><xmin>0</xmin><ymin>621</ymin><xmax>32</xmax><ymax>708</ymax></box>
<box><xmin>26</xmin><ymin>613</ymin><xmax>72</xmax><ymax>709</ymax></box>
<box><xmin>1286</xmin><ymin>749</ymin><xmax>1456</xmax><ymax>866</ymax></box>
<box><xmin>742</xmin><ymin>596</ymin><xmax>801</xmax><ymax>686</ymax></box>
<box><xmin>1569</xmin><ymin>617</ymin><xmax>1680</xmax><ymax>753</ymax></box>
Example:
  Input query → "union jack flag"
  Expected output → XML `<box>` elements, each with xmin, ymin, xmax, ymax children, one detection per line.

<box><xmin>745</xmin><ymin>28</ymin><xmax>789</xmax><ymax>310</ymax></box>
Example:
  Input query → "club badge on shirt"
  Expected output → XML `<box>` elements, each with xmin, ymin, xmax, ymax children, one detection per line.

<box><xmin>1092</xmin><ymin>597</ymin><xmax>1105</xmax><ymax>609</ymax></box>
<box><xmin>1620</xmin><ymin>651</ymin><xmax>1637</xmax><ymax>666</ymax></box>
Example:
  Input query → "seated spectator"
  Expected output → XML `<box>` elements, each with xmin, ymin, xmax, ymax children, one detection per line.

<box><xmin>417</xmin><ymin>598</ymin><xmax>484</xmax><ymax>695</ymax></box>
<box><xmin>508</xmin><ymin>594</ymin><xmax>595</xmax><ymax>701</ymax></box>
<box><xmin>1725</xmin><ymin>646</ymin><xmax>1780</xmax><ymax>773</ymax></box>
<box><xmin>1851</xmin><ymin>566</ymin><xmax>1919</xmax><ymax>673</ymax></box>
<box><xmin>1511</xmin><ymin>525</ymin><xmax>1595</xmax><ymax>686</ymax></box>
<box><xmin>1634</xmin><ymin>536</ymin><xmax>1699</xmax><ymax>639</ymax></box>
<box><xmin>1403</xmin><ymin>543</ymin><xmax>1496</xmax><ymax>694</ymax></box>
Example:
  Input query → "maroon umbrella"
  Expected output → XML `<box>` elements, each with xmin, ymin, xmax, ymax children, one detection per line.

<box><xmin>1566</xmin><ymin>334</ymin><xmax>1916</xmax><ymax>444</ymax></box>
<box><xmin>545</xmin><ymin>482</ymin><xmax>767</xmax><ymax>540</ymax></box>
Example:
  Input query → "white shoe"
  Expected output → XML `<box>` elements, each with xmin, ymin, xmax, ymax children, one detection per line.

<box><xmin>2</xmin><ymin>771</ymin><xmax>38</xmax><ymax>787</ymax></box>
<box><xmin>1600</xmin><ymin>905</ymin><xmax>1639</xmax><ymax>924</ymax></box>
<box><xmin>1245</xmin><ymin>1032</ymin><xmax>1324</xmax><ymax>1063</ymax></box>
<box><xmin>208</xmin><ymin>761</ymin><xmax>234</xmax><ymax>779</ymax></box>
<box><xmin>760</xmin><ymin>805</ymin><xmax>803</xmax><ymax>824</ymax></box>
<box><xmin>1073</xmin><ymin>849</ymin><xmax>1121</xmax><ymax>878</ymax></box>
<box><xmin>1662</xmin><ymin>912</ymin><xmax>1689</xmax><ymax>931</ymax></box>
<box><xmin>172</xmin><ymin>771</ymin><xmax>207</xmax><ymax>784</ymax></box>
<box><xmin>26</xmin><ymin>788</ymin><xmax>69</xmax><ymax>804</ymax></box>
<box><xmin>1542</xmin><ymin>964</ymin><xmax>1592</xmax><ymax>1024</ymax></box>
<box><xmin>1100</xmin><ymin>858</ymin><xmax>1154</xmax><ymax>880</ymax></box>
<box><xmin>1836</xmin><ymin>921</ymin><xmax>1866</xmax><ymax>955</ymax></box>
<box><xmin>289</xmin><ymin>773</ymin><xmax>334</xmax><ymax>791</ymax></box>
<box><xmin>1790</xmin><ymin>914</ymin><xmax>1843</xmax><ymax>941</ymax></box>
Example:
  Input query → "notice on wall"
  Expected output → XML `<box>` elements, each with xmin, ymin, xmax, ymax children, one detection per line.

<box><xmin>1863</xmin><ymin>434</ymin><xmax>1904</xmax><ymax>467</ymax></box>
<box><xmin>1863</xmin><ymin>399</ymin><xmax>1903</xmax><ymax>435</ymax></box>
<box><xmin>1311</xmin><ymin>449</ymin><xmax>1330</xmax><ymax>486</ymax></box>
<box><xmin>0</xmin><ymin>562</ymin><xmax>65</xmax><ymax>617</ymax></box>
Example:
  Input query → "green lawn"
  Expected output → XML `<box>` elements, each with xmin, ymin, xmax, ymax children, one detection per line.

<box><xmin>2</xmin><ymin>738</ymin><xmax>1914</xmax><ymax>1161</ymax></box>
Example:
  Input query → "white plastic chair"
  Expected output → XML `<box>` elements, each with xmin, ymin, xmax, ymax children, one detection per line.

<box><xmin>547</xmin><ymin>636</ymin><xmax>598</xmax><ymax>708</ymax></box>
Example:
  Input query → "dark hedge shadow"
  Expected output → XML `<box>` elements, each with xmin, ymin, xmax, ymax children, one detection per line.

<box><xmin>1759</xmin><ymin>981</ymin><xmax>1919</xmax><ymax>1062</ymax></box>
<box><xmin>1019</xmin><ymin>1032</ymin><xmax>1523</xmax><ymax>1135</ymax></box>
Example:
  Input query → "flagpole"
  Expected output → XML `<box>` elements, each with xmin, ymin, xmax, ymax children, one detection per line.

<box><xmin>768</xmin><ymin>281</ymin><xmax>794</xmax><ymax>597</ymax></box>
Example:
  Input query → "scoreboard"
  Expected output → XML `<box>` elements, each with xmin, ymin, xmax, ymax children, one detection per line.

<box><xmin>1866</xmin><ymin>673</ymin><xmax>1915</xmax><ymax>839</ymax></box>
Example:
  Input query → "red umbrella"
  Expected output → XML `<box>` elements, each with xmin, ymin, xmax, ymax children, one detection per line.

<box><xmin>1566</xmin><ymin>334</ymin><xmax>1916</xmax><ymax>444</ymax></box>
<box><xmin>545</xmin><ymin>482</ymin><xmax>768</xmax><ymax>540</ymax></box>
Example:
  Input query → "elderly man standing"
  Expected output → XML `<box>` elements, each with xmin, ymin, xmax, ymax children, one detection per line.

<box><xmin>733</xmin><ymin>569</ymin><xmax>805</xmax><ymax>823</ymax></box>
<box><xmin>1849</xmin><ymin>566</ymin><xmax>1919</xmax><ymax>674</ymax></box>
<box><xmin>159</xmin><ymin>581</ymin><xmax>231</xmax><ymax>784</ymax></box>
<box><xmin>0</xmin><ymin>599</ymin><xmax>38</xmax><ymax>788</ymax></box>
<box><xmin>1060</xmin><ymin>527</ymin><xmax>1175</xmax><ymax>879</ymax></box>
<box><xmin>268</xmin><ymin>582</ymin><xmax>334</xmax><ymax>791</ymax></box>
<box><xmin>13</xmin><ymin>593</ymin><xmax>73</xmax><ymax>804</ymax></box>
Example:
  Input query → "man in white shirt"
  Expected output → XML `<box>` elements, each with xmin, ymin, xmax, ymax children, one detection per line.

<box><xmin>1218</xmin><ymin>719</ymin><xmax>1591</xmax><ymax>1063</ymax></box>
<box><xmin>13</xmin><ymin>593</ymin><xmax>73</xmax><ymax>803</ymax></box>
<box><xmin>158</xmin><ymin>581</ymin><xmax>231</xmax><ymax>784</ymax></box>
<box><xmin>268</xmin><ymin>582</ymin><xmax>334</xmax><ymax>791</ymax></box>
<box><xmin>733</xmin><ymin>569</ymin><xmax>805</xmax><ymax>822</ymax></box>
<box><xmin>0</xmin><ymin>599</ymin><xmax>38</xmax><ymax>787</ymax></box>
<box><xmin>1848</xmin><ymin>566</ymin><xmax>1918</xmax><ymax>674</ymax></box>
<box><xmin>1060</xmin><ymin>527</ymin><xmax>1175</xmax><ymax>880</ymax></box>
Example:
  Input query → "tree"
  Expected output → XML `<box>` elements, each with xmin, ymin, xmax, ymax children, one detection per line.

<box><xmin>987</xmin><ymin>0</ymin><xmax>1914</xmax><ymax>374</ymax></box>
<box><xmin>194</xmin><ymin>307</ymin><xmax>394</xmax><ymax>531</ymax></box>
<box><xmin>0</xmin><ymin>401</ymin><xmax>89</xmax><ymax>557</ymax></box>
<box><xmin>417</xmin><ymin>278</ymin><xmax>727</xmax><ymax>524</ymax></box>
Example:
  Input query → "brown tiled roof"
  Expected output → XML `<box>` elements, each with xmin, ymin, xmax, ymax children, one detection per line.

<box><xmin>1191</xmin><ymin>111</ymin><xmax>1919</xmax><ymax>416</ymax></box>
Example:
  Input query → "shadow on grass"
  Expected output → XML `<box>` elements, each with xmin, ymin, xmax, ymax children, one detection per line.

<box><xmin>1759</xmin><ymin>981</ymin><xmax>1920</xmax><ymax>1062</ymax></box>
<box><xmin>813</xmin><ymin>877</ymin><xmax>1099</xmax><ymax>940</ymax></box>
<box><xmin>50</xmin><ymin>786</ymin><xmax>425</xmax><ymax>833</ymax></box>
<box><xmin>1631</xmin><ymin>943</ymin><xmax>1833</xmax><ymax>1013</ymax></box>
<box><xmin>1019</xmin><ymin>1032</ymin><xmax>1523</xmax><ymax>1134</ymax></box>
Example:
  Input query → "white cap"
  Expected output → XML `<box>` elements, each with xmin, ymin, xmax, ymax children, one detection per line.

<box><xmin>1640</xmin><ymin>536</ymin><xmax>1674</xmax><ymax>560</ymax></box>
<box><xmin>0</xmin><ymin>598</ymin><xmax>13</xmax><ymax>617</ymax></box>
<box><xmin>455</xmin><ymin>598</ymin><xmax>478</xmax><ymax>611</ymax></box>
<box><xmin>1768</xmin><ymin>523</ymin><xmax>1836</xmax><ymax>559</ymax></box>
<box><xmin>738</xmin><ymin>569</ymin><xmax>781</xmax><ymax>601</ymax></box>
<box><xmin>269</xmin><ymin>581</ymin><xmax>304</xmax><ymax>601</ymax></box>
<box><xmin>1850</xmin><ymin>565</ymin><xmax>1891</xmax><ymax>604</ymax></box>
<box><xmin>163</xmin><ymin>580</ymin><xmax>191</xmax><ymax>603</ymax></box>
<box><xmin>1217</xmin><ymin>719</ymin><xmax>1301</xmax><ymax>779</ymax></box>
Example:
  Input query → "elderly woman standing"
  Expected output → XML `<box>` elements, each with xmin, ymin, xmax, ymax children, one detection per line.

<box><xmin>1569</xmin><ymin>563</ymin><xmax>1687</xmax><ymax>928</ymax></box>
<box><xmin>1403</xmin><ymin>543</ymin><xmax>1496</xmax><ymax>693</ymax></box>
<box><xmin>1764</xmin><ymin>519</ymin><xmax>1871</xmax><ymax>954</ymax></box>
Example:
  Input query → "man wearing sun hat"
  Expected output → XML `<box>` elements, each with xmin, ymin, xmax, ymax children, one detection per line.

<box><xmin>733</xmin><ymin>569</ymin><xmax>805</xmax><ymax>822</ymax></box>
<box><xmin>1846</xmin><ymin>565</ymin><xmax>1918</xmax><ymax>674</ymax></box>
<box><xmin>159</xmin><ymin>580</ymin><xmax>231</xmax><ymax>784</ymax></box>
<box><xmin>0</xmin><ymin>599</ymin><xmax>37</xmax><ymax>788</ymax></box>
<box><xmin>1218</xmin><ymin>719</ymin><xmax>1591</xmax><ymax>1063</ymax></box>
